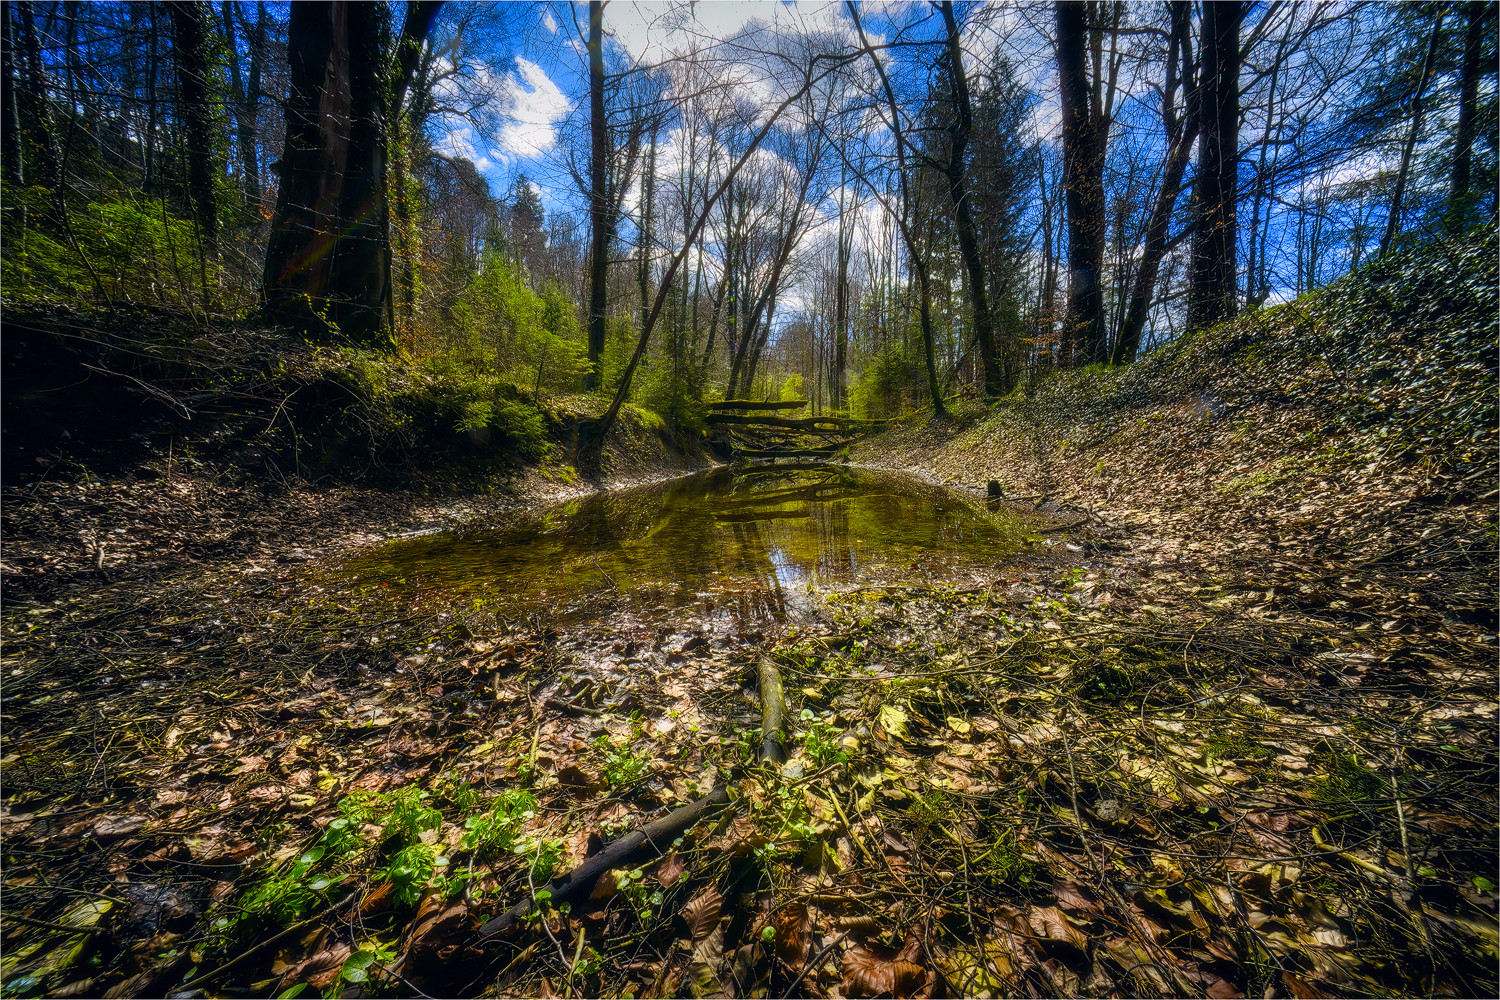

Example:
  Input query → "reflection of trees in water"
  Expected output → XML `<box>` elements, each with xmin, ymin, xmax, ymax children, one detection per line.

<box><xmin>343</xmin><ymin>466</ymin><xmax>1033</xmax><ymax>624</ymax></box>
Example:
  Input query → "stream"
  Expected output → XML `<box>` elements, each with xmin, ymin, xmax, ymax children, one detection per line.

<box><xmin>331</xmin><ymin>464</ymin><xmax>1042</xmax><ymax>628</ymax></box>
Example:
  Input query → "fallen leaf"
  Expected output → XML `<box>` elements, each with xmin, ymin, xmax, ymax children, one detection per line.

<box><xmin>681</xmin><ymin>887</ymin><xmax>722</xmax><ymax>941</ymax></box>
<box><xmin>657</xmin><ymin>852</ymin><xmax>685</xmax><ymax>888</ymax></box>
<box><xmin>1027</xmin><ymin>906</ymin><xmax>1086</xmax><ymax>955</ymax></box>
<box><xmin>775</xmin><ymin>901</ymin><xmax>810</xmax><ymax>969</ymax></box>
<box><xmin>1281</xmin><ymin>971</ymin><xmax>1331</xmax><ymax>999</ymax></box>
<box><xmin>843</xmin><ymin>944</ymin><xmax>897</xmax><ymax>997</ymax></box>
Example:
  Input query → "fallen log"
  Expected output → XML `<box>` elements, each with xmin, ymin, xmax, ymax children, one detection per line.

<box><xmin>732</xmin><ymin>448</ymin><xmax>844</xmax><ymax>458</ymax></box>
<box><xmin>477</xmin><ymin>788</ymin><xmax>732</xmax><ymax>938</ymax></box>
<box><xmin>707</xmin><ymin>399</ymin><xmax>808</xmax><ymax>411</ymax></box>
<box><xmin>758</xmin><ymin>656</ymin><xmax>786</xmax><ymax>763</ymax></box>
<box><xmin>707</xmin><ymin>414</ymin><xmax>877</xmax><ymax>429</ymax></box>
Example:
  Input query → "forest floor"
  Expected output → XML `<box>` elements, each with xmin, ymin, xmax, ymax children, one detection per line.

<box><xmin>1</xmin><ymin>231</ymin><xmax>1495</xmax><ymax>1000</ymax></box>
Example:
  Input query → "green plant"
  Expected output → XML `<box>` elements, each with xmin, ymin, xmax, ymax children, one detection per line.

<box><xmin>614</xmin><ymin>867</ymin><xmax>664</xmax><ymax>923</ymax></box>
<box><xmin>459</xmin><ymin>789</ymin><xmax>537</xmax><ymax>862</ymax></box>
<box><xmin>1203</xmin><ymin>733</ymin><xmax>1274</xmax><ymax>763</ymax></box>
<box><xmin>798</xmin><ymin>710</ymin><xmax>850</xmax><ymax>768</ymax></box>
<box><xmin>523</xmin><ymin>837</ymin><xmax>567</xmax><ymax>884</ymax></box>
<box><xmin>982</xmin><ymin>830</ymin><xmax>1039</xmax><ymax>887</ymax></box>
<box><xmin>1313</xmin><ymin>748</ymin><xmax>1383</xmax><ymax>803</ymax></box>
<box><xmin>376</xmin><ymin>844</ymin><xmax>441</xmax><ymax>906</ymax></box>
<box><xmin>597</xmin><ymin>730</ymin><xmax>651</xmax><ymax>788</ymax></box>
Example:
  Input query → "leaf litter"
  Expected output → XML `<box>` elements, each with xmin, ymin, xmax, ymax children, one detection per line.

<box><xmin>1</xmin><ymin>230</ymin><xmax>1496</xmax><ymax>998</ymax></box>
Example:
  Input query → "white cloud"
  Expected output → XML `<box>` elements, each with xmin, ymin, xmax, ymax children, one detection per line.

<box><xmin>434</xmin><ymin>125</ymin><xmax>494</xmax><ymax>173</ymax></box>
<box><xmin>542</xmin><ymin>9</ymin><xmax>558</xmax><ymax>34</ymax></box>
<box><xmin>496</xmin><ymin>56</ymin><xmax>572</xmax><ymax>160</ymax></box>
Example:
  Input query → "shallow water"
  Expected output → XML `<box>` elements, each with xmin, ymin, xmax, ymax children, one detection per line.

<box><xmin>335</xmin><ymin>465</ymin><xmax>1039</xmax><ymax>625</ymax></box>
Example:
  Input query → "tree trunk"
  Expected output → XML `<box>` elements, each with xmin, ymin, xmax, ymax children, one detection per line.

<box><xmin>940</xmin><ymin>0</ymin><xmax>1003</xmax><ymax>395</ymax></box>
<box><xmin>326</xmin><ymin>2</ymin><xmax>391</xmax><ymax>338</ymax></box>
<box><xmin>585</xmin><ymin>0</ymin><xmax>608</xmax><ymax>388</ymax></box>
<box><xmin>1187</xmin><ymin>1</ymin><xmax>1243</xmax><ymax>331</ymax></box>
<box><xmin>220</xmin><ymin>2</ymin><xmax>251</xmax><ymax>208</ymax></box>
<box><xmin>848</xmin><ymin>0</ymin><xmax>944</xmax><ymax>416</ymax></box>
<box><xmin>1113</xmin><ymin>1</ymin><xmax>1196</xmax><ymax>365</ymax></box>
<box><xmin>1447</xmin><ymin>2</ymin><xmax>1486</xmax><ymax>228</ymax></box>
<box><xmin>2</xmin><ymin>2</ymin><xmax>24</xmax><ymax>185</ymax></box>
<box><xmin>1379</xmin><ymin>11</ymin><xmax>1443</xmax><ymax>257</ymax></box>
<box><xmin>15</xmin><ymin>1</ymin><xmax>59</xmax><ymax>192</ymax></box>
<box><xmin>1057</xmin><ymin>1</ymin><xmax>1108</xmax><ymax>364</ymax></box>
<box><xmin>168</xmin><ymin>2</ymin><xmax>218</xmax><ymax>253</ymax></box>
<box><xmin>263</xmin><ymin>2</ymin><xmax>432</xmax><ymax>345</ymax></box>
<box><xmin>638</xmin><ymin>124</ymin><xmax>657</xmax><ymax>335</ymax></box>
<box><xmin>244</xmin><ymin>2</ymin><xmax>265</xmax><ymax>206</ymax></box>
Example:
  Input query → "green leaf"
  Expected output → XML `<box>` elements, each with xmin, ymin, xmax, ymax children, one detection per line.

<box><xmin>277</xmin><ymin>984</ymin><xmax>309</xmax><ymax>999</ymax></box>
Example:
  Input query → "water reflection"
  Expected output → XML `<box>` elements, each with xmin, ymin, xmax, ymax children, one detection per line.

<box><xmin>337</xmin><ymin>465</ymin><xmax>1037</xmax><ymax>624</ymax></box>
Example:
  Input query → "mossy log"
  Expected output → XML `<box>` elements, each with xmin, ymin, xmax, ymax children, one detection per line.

<box><xmin>758</xmin><ymin>655</ymin><xmax>786</xmax><ymax>764</ymax></box>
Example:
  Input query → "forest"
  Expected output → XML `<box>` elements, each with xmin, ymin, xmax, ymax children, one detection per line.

<box><xmin>0</xmin><ymin>2</ymin><xmax>1496</xmax><ymax>999</ymax></box>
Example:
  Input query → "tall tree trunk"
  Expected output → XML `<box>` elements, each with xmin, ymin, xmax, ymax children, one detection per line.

<box><xmin>1379</xmin><ymin>12</ymin><xmax>1443</xmax><ymax>256</ymax></box>
<box><xmin>244</xmin><ymin>2</ymin><xmax>265</xmax><ymax>206</ymax></box>
<box><xmin>1188</xmin><ymin>1</ymin><xmax>1243</xmax><ymax>331</ymax></box>
<box><xmin>848</xmin><ymin>0</ymin><xmax>943</xmax><ymax>415</ymax></box>
<box><xmin>1447</xmin><ymin>1</ymin><xmax>1486</xmax><ymax>228</ymax></box>
<box><xmin>940</xmin><ymin>0</ymin><xmax>1003</xmax><ymax>395</ymax></box>
<box><xmin>168</xmin><ymin>2</ymin><xmax>217</xmax><ymax>253</ymax></box>
<box><xmin>326</xmin><ymin>2</ymin><xmax>391</xmax><ymax>338</ymax></box>
<box><xmin>144</xmin><ymin>6</ymin><xmax>159</xmax><ymax>195</ymax></box>
<box><xmin>15</xmin><ymin>1</ymin><xmax>59</xmax><ymax>192</ymax></box>
<box><xmin>1113</xmin><ymin>1</ymin><xmax>1196</xmax><ymax>365</ymax></box>
<box><xmin>585</xmin><ymin>0</ymin><xmax>608</xmax><ymax>388</ymax></box>
<box><xmin>1057</xmin><ymin>1</ymin><xmax>1109</xmax><ymax>364</ymax></box>
<box><xmin>220</xmin><ymin>2</ymin><xmax>253</xmax><ymax>208</ymax></box>
<box><xmin>638</xmin><ymin>123</ymin><xmax>657</xmax><ymax>335</ymax></box>
<box><xmin>2</xmin><ymin>2</ymin><xmax>24</xmax><ymax>185</ymax></box>
<box><xmin>263</xmin><ymin>2</ymin><xmax>434</xmax><ymax>344</ymax></box>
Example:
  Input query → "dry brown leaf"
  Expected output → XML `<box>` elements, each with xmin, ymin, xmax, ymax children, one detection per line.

<box><xmin>1206</xmin><ymin>977</ymin><xmax>1246</xmax><ymax>998</ymax></box>
<box><xmin>403</xmin><ymin>895</ymin><xmax>470</xmax><ymax>971</ymax></box>
<box><xmin>775</xmin><ymin>900</ymin><xmax>810</xmax><ymax>969</ymax></box>
<box><xmin>891</xmin><ymin>960</ymin><xmax>929</xmax><ymax>998</ymax></box>
<box><xmin>1281</xmin><ymin>971</ymin><xmax>1332</xmax><ymax>999</ymax></box>
<box><xmin>280</xmin><ymin>942</ymin><xmax>350</xmax><ymax>992</ymax></box>
<box><xmin>657</xmin><ymin>852</ymin><xmax>685</xmax><ymax>888</ymax></box>
<box><xmin>1053</xmin><ymin>881</ymin><xmax>1100</xmax><ymax>913</ymax></box>
<box><xmin>360</xmin><ymin>881</ymin><xmax>396</xmax><ymax>917</ymax></box>
<box><xmin>681</xmin><ymin>886</ymin><xmax>722</xmax><ymax>941</ymax></box>
<box><xmin>589</xmin><ymin>869</ymin><xmax>620</xmax><ymax>901</ymax></box>
<box><xmin>1027</xmin><ymin>905</ymin><xmax>1087</xmax><ymax>954</ymax></box>
<box><xmin>834</xmin><ymin>915</ymin><xmax>880</xmax><ymax>939</ymax></box>
<box><xmin>842</xmin><ymin>944</ymin><xmax>898</xmax><ymax>997</ymax></box>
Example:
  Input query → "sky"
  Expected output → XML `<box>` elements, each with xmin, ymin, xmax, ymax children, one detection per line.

<box><xmin>424</xmin><ymin>1</ymin><xmax>1432</xmax><ymax>319</ymax></box>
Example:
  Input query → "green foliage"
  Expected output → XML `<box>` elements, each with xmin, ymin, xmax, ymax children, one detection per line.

<box><xmin>1203</xmin><ymin>733</ymin><xmax>1274</xmax><ymax>764</ymax></box>
<box><xmin>981</xmin><ymin>829</ymin><xmax>1039</xmax><ymax>887</ymax></box>
<box><xmin>1313</xmin><ymin>747</ymin><xmax>1384</xmax><ymax>803</ymax></box>
<box><xmin>459</xmin><ymin>789</ymin><xmax>538</xmax><ymax>862</ymax></box>
<box><xmin>614</xmin><ymin>866</ymin><xmax>664</xmax><ymax>923</ymax></box>
<box><xmin>848</xmin><ymin>346</ymin><xmax>921</xmax><ymax>419</ymax></box>
<box><xmin>797</xmin><ymin>709</ymin><xmax>850</xmax><ymax>768</ymax></box>
<box><xmin>0</xmin><ymin>191</ymin><xmax>218</xmax><ymax>309</ymax></box>
<box><xmin>597</xmin><ymin>729</ymin><xmax>651</xmax><ymax>789</ymax></box>
<box><xmin>376</xmin><ymin>844</ymin><xmax>441</xmax><ymax>907</ymax></box>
